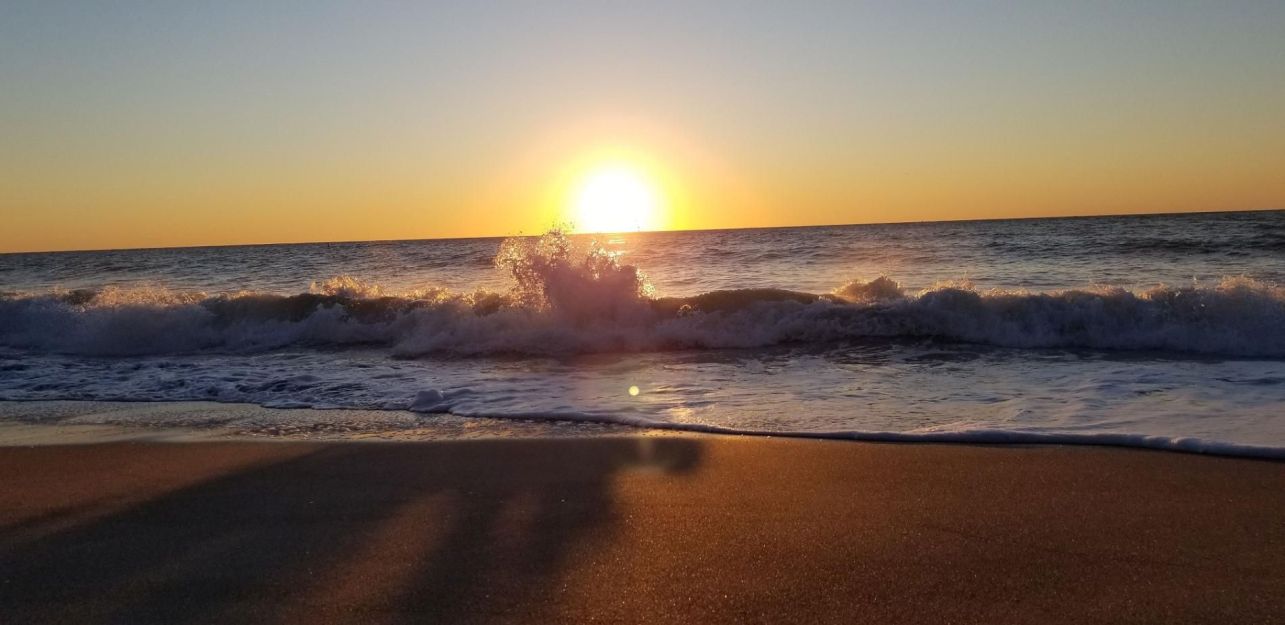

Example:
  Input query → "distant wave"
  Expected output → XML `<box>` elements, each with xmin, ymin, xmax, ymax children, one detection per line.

<box><xmin>1117</xmin><ymin>234</ymin><xmax>1285</xmax><ymax>255</ymax></box>
<box><xmin>3</xmin><ymin>231</ymin><xmax>1284</xmax><ymax>358</ymax></box>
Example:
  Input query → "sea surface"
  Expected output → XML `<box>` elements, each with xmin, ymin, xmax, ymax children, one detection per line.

<box><xmin>2</xmin><ymin>211</ymin><xmax>1284</xmax><ymax>456</ymax></box>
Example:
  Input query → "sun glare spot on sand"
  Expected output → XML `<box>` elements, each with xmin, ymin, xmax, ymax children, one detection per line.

<box><xmin>572</xmin><ymin>164</ymin><xmax>661</xmax><ymax>233</ymax></box>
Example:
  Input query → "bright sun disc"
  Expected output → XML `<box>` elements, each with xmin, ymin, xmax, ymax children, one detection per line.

<box><xmin>572</xmin><ymin>165</ymin><xmax>660</xmax><ymax>233</ymax></box>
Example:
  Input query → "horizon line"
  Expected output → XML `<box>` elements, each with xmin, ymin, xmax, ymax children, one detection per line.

<box><xmin>2</xmin><ymin>206</ymin><xmax>1280</xmax><ymax>256</ymax></box>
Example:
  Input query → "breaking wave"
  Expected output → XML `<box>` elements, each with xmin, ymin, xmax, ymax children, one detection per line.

<box><xmin>2</xmin><ymin>231</ymin><xmax>1284</xmax><ymax>358</ymax></box>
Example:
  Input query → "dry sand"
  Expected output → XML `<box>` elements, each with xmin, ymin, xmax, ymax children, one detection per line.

<box><xmin>1</xmin><ymin>436</ymin><xmax>1282</xmax><ymax>624</ymax></box>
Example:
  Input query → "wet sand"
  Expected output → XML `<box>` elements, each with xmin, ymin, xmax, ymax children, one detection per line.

<box><xmin>1</xmin><ymin>437</ymin><xmax>1282</xmax><ymax>624</ymax></box>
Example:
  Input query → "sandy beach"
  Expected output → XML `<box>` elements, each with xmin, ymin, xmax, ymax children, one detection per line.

<box><xmin>1</xmin><ymin>435</ymin><xmax>1281</xmax><ymax>624</ymax></box>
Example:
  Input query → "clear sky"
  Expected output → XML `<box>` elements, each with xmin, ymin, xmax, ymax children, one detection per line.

<box><xmin>3</xmin><ymin>1</ymin><xmax>1284</xmax><ymax>252</ymax></box>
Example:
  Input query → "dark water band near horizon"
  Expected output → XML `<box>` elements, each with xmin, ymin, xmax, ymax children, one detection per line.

<box><xmin>2</xmin><ymin>210</ymin><xmax>1283</xmax><ymax>457</ymax></box>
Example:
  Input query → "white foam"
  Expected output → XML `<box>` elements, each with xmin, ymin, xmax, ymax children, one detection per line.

<box><xmin>3</xmin><ymin>230</ymin><xmax>1284</xmax><ymax>458</ymax></box>
<box><xmin>422</xmin><ymin>405</ymin><xmax>1285</xmax><ymax>460</ymax></box>
<box><xmin>5</xmin><ymin>230</ymin><xmax>1284</xmax><ymax>357</ymax></box>
<box><xmin>3</xmin><ymin>272</ymin><xmax>1284</xmax><ymax>358</ymax></box>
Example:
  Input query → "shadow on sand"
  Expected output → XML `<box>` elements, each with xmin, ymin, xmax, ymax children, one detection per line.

<box><xmin>0</xmin><ymin>437</ymin><xmax>703</xmax><ymax>624</ymax></box>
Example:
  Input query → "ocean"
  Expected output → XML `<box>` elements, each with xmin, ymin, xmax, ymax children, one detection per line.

<box><xmin>2</xmin><ymin>210</ymin><xmax>1283</xmax><ymax>456</ymax></box>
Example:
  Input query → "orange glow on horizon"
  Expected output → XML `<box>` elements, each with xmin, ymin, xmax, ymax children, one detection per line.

<box><xmin>3</xmin><ymin>5</ymin><xmax>1285</xmax><ymax>253</ymax></box>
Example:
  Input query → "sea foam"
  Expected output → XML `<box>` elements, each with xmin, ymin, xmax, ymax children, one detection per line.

<box><xmin>2</xmin><ymin>230</ymin><xmax>1284</xmax><ymax>358</ymax></box>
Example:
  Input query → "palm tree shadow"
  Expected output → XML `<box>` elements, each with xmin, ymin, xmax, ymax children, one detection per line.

<box><xmin>0</xmin><ymin>437</ymin><xmax>703</xmax><ymax>624</ymax></box>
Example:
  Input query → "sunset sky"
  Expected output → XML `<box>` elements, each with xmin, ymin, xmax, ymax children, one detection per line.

<box><xmin>3</xmin><ymin>2</ymin><xmax>1284</xmax><ymax>252</ymax></box>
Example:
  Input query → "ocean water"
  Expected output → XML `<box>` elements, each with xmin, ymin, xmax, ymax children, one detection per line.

<box><xmin>2</xmin><ymin>211</ymin><xmax>1284</xmax><ymax>456</ymax></box>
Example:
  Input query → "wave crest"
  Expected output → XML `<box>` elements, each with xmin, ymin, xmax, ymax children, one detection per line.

<box><xmin>832</xmin><ymin>276</ymin><xmax>904</xmax><ymax>302</ymax></box>
<box><xmin>2</xmin><ymin>232</ymin><xmax>1283</xmax><ymax>357</ymax></box>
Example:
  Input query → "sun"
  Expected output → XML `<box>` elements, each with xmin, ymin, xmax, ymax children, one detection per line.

<box><xmin>571</xmin><ymin>164</ymin><xmax>661</xmax><ymax>233</ymax></box>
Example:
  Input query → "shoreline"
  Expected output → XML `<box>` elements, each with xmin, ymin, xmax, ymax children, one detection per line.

<box><xmin>2</xmin><ymin>435</ymin><xmax>1282</xmax><ymax>623</ymax></box>
<box><xmin>2</xmin><ymin>400</ymin><xmax>1283</xmax><ymax>460</ymax></box>
<box><xmin>0</xmin><ymin>400</ymin><xmax>654</xmax><ymax>445</ymax></box>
